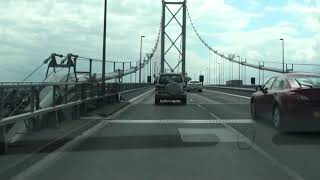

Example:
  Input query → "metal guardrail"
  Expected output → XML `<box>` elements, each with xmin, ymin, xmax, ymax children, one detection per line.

<box><xmin>204</xmin><ymin>85</ymin><xmax>257</xmax><ymax>98</ymax></box>
<box><xmin>0</xmin><ymin>82</ymin><xmax>152</xmax><ymax>154</ymax></box>
<box><xmin>206</xmin><ymin>85</ymin><xmax>256</xmax><ymax>92</ymax></box>
<box><xmin>0</xmin><ymin>82</ymin><xmax>92</xmax><ymax>88</ymax></box>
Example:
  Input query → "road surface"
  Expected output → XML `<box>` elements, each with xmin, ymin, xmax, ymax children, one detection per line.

<box><xmin>12</xmin><ymin>89</ymin><xmax>320</xmax><ymax>180</ymax></box>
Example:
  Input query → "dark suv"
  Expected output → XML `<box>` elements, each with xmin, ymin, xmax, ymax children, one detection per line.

<box><xmin>155</xmin><ymin>73</ymin><xmax>187</xmax><ymax>105</ymax></box>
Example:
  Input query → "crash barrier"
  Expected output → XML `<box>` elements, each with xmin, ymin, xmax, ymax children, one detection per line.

<box><xmin>0</xmin><ymin>82</ymin><xmax>152</xmax><ymax>154</ymax></box>
<box><xmin>205</xmin><ymin>85</ymin><xmax>256</xmax><ymax>97</ymax></box>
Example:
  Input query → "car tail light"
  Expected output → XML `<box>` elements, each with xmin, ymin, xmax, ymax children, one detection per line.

<box><xmin>297</xmin><ymin>95</ymin><xmax>310</xmax><ymax>102</ymax></box>
<box><xmin>287</xmin><ymin>91</ymin><xmax>310</xmax><ymax>104</ymax></box>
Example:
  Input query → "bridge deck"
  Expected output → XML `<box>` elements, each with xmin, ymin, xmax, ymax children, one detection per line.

<box><xmin>4</xmin><ymin>89</ymin><xmax>320</xmax><ymax>180</ymax></box>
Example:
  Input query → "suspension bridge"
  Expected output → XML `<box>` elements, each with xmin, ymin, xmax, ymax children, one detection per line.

<box><xmin>0</xmin><ymin>1</ymin><xmax>319</xmax><ymax>180</ymax></box>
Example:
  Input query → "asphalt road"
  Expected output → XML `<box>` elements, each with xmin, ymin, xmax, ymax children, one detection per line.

<box><xmin>12</xmin><ymin>89</ymin><xmax>320</xmax><ymax>180</ymax></box>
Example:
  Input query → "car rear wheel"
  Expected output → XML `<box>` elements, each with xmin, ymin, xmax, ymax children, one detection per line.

<box><xmin>273</xmin><ymin>105</ymin><xmax>284</xmax><ymax>130</ymax></box>
<box><xmin>155</xmin><ymin>98</ymin><xmax>160</xmax><ymax>105</ymax></box>
<box><xmin>251</xmin><ymin>101</ymin><xmax>258</xmax><ymax>120</ymax></box>
<box><xmin>181</xmin><ymin>98</ymin><xmax>187</xmax><ymax>105</ymax></box>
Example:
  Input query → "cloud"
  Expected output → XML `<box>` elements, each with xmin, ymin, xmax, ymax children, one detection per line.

<box><xmin>187</xmin><ymin>0</ymin><xmax>261</xmax><ymax>31</ymax></box>
<box><xmin>283</xmin><ymin>1</ymin><xmax>320</xmax><ymax>32</ymax></box>
<box><xmin>0</xmin><ymin>0</ymin><xmax>319</xmax><ymax>83</ymax></box>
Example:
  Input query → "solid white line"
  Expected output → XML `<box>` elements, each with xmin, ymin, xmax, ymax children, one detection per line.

<box><xmin>11</xmin><ymin>88</ymin><xmax>155</xmax><ymax>180</ymax></box>
<box><xmin>108</xmin><ymin>119</ymin><xmax>255</xmax><ymax>124</ymax></box>
<box><xmin>11</xmin><ymin>120</ymin><xmax>108</xmax><ymax>180</ymax></box>
<box><xmin>196</xmin><ymin>104</ymin><xmax>208</xmax><ymax>111</ymax></box>
<box><xmin>209</xmin><ymin>112</ymin><xmax>220</xmax><ymax>119</ymax></box>
<box><xmin>203</xmin><ymin>89</ymin><xmax>251</xmax><ymax>100</ymax></box>
<box><xmin>223</xmin><ymin>123</ymin><xmax>304</xmax><ymax>180</ymax></box>
<box><xmin>129</xmin><ymin>88</ymin><xmax>154</xmax><ymax>103</ymax></box>
<box><xmin>106</xmin><ymin>89</ymin><xmax>154</xmax><ymax>120</ymax></box>
<box><xmin>80</xmin><ymin>89</ymin><xmax>155</xmax><ymax>121</ymax></box>
<box><xmin>119</xmin><ymin>86</ymin><xmax>150</xmax><ymax>95</ymax></box>
<box><xmin>197</xmin><ymin>104</ymin><xmax>304</xmax><ymax>180</ymax></box>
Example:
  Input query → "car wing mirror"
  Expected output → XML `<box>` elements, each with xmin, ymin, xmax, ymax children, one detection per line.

<box><xmin>255</xmin><ymin>85</ymin><xmax>262</xmax><ymax>91</ymax></box>
<box><xmin>256</xmin><ymin>86</ymin><xmax>268</xmax><ymax>94</ymax></box>
<box><xmin>262</xmin><ymin>87</ymin><xmax>268</xmax><ymax>94</ymax></box>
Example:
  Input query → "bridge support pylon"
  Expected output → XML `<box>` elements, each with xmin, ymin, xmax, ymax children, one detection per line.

<box><xmin>160</xmin><ymin>0</ymin><xmax>187</xmax><ymax>78</ymax></box>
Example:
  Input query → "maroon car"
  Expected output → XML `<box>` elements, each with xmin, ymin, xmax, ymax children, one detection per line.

<box><xmin>251</xmin><ymin>73</ymin><xmax>320</xmax><ymax>132</ymax></box>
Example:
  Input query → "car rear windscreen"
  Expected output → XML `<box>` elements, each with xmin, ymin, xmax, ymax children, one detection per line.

<box><xmin>289</xmin><ymin>76</ymin><xmax>320</xmax><ymax>88</ymax></box>
<box><xmin>159</xmin><ymin>75</ymin><xmax>182</xmax><ymax>84</ymax></box>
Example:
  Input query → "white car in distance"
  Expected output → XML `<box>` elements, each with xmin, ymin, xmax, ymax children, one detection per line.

<box><xmin>186</xmin><ymin>81</ymin><xmax>203</xmax><ymax>92</ymax></box>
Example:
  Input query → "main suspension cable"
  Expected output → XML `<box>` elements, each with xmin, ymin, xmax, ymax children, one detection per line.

<box><xmin>21</xmin><ymin>63</ymin><xmax>45</xmax><ymax>82</ymax></box>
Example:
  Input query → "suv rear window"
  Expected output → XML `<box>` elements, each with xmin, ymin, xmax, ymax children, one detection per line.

<box><xmin>159</xmin><ymin>75</ymin><xmax>183</xmax><ymax>84</ymax></box>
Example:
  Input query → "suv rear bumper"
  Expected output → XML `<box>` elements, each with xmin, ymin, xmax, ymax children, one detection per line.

<box><xmin>155</xmin><ymin>93</ymin><xmax>186</xmax><ymax>100</ymax></box>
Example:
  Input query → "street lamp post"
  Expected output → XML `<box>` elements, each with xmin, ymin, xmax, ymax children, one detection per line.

<box><xmin>221</xmin><ymin>55</ymin><xmax>224</xmax><ymax>85</ymax></box>
<box><xmin>130</xmin><ymin>62</ymin><xmax>132</xmax><ymax>83</ymax></box>
<box><xmin>232</xmin><ymin>60</ymin><xmax>233</xmax><ymax>80</ymax></box>
<box><xmin>148</xmin><ymin>54</ymin><xmax>152</xmax><ymax>83</ymax></box>
<box><xmin>135</xmin><ymin>62</ymin><xmax>138</xmax><ymax>83</ymax></box>
<box><xmin>139</xmin><ymin>36</ymin><xmax>145</xmax><ymax>83</ymax></box>
<box><xmin>217</xmin><ymin>63</ymin><xmax>221</xmax><ymax>85</ymax></box>
<box><xmin>229</xmin><ymin>59</ymin><xmax>231</xmax><ymax>81</ymax></box>
<box><xmin>154</xmin><ymin>61</ymin><xmax>157</xmax><ymax>82</ymax></box>
<box><xmin>101</xmin><ymin>0</ymin><xmax>107</xmax><ymax>95</ymax></box>
<box><xmin>242</xmin><ymin>59</ymin><xmax>247</xmax><ymax>85</ymax></box>
<box><xmin>280</xmin><ymin>38</ymin><xmax>285</xmax><ymax>73</ymax></box>
<box><xmin>237</xmin><ymin>56</ymin><xmax>241</xmax><ymax>81</ymax></box>
<box><xmin>143</xmin><ymin>57</ymin><xmax>147</xmax><ymax>83</ymax></box>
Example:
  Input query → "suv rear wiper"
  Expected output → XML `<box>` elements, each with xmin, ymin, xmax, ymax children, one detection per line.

<box><xmin>295</xmin><ymin>79</ymin><xmax>313</xmax><ymax>88</ymax></box>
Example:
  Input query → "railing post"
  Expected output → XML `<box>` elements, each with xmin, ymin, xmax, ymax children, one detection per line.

<box><xmin>64</xmin><ymin>83</ymin><xmax>68</xmax><ymax>104</ymax></box>
<box><xmin>97</xmin><ymin>83</ymin><xmax>100</xmax><ymax>96</ymax></box>
<box><xmin>89</xmin><ymin>59</ymin><xmax>92</xmax><ymax>79</ymax></box>
<box><xmin>0</xmin><ymin>88</ymin><xmax>3</xmax><ymax>120</ymax></box>
<box><xmin>30</xmin><ymin>87</ymin><xmax>35</xmax><ymax>112</ymax></box>
<box><xmin>34</xmin><ymin>88</ymin><xmax>42</xmax><ymax>129</ymax></box>
<box><xmin>72</xmin><ymin>84</ymin><xmax>78</xmax><ymax>120</ymax></box>
<box><xmin>77</xmin><ymin>84</ymin><xmax>80</xmax><ymax>120</ymax></box>
<box><xmin>80</xmin><ymin>83</ymin><xmax>86</xmax><ymax>100</ymax></box>
<box><xmin>52</xmin><ymin>85</ymin><xmax>56</xmax><ymax>107</ymax></box>
<box><xmin>258</xmin><ymin>62</ymin><xmax>261</xmax><ymax>86</ymax></box>
<box><xmin>29</xmin><ymin>87</ymin><xmax>35</xmax><ymax>130</ymax></box>
<box><xmin>117</xmin><ymin>69</ymin><xmax>121</xmax><ymax>102</ymax></box>
<box><xmin>122</xmin><ymin>62</ymin><xmax>125</xmax><ymax>83</ymax></box>
<box><xmin>262</xmin><ymin>61</ymin><xmax>265</xmax><ymax>84</ymax></box>
<box><xmin>35</xmin><ymin>88</ymin><xmax>40</xmax><ymax>110</ymax></box>
<box><xmin>52</xmin><ymin>85</ymin><xmax>59</xmax><ymax>128</ymax></box>
<box><xmin>90</xmin><ymin>83</ymin><xmax>94</xmax><ymax>98</ymax></box>
<box><xmin>80</xmin><ymin>83</ymin><xmax>87</xmax><ymax>114</ymax></box>
<box><xmin>0</xmin><ymin>126</ymin><xmax>7</xmax><ymax>154</ymax></box>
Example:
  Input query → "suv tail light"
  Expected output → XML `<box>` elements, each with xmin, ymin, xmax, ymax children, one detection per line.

<box><xmin>156</xmin><ymin>84</ymin><xmax>165</xmax><ymax>93</ymax></box>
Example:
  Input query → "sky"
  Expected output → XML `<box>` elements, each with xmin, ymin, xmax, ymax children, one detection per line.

<box><xmin>0</xmin><ymin>0</ymin><xmax>319</xmax><ymax>83</ymax></box>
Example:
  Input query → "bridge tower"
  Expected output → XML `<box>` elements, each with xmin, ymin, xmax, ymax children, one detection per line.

<box><xmin>160</xmin><ymin>0</ymin><xmax>187</xmax><ymax>77</ymax></box>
